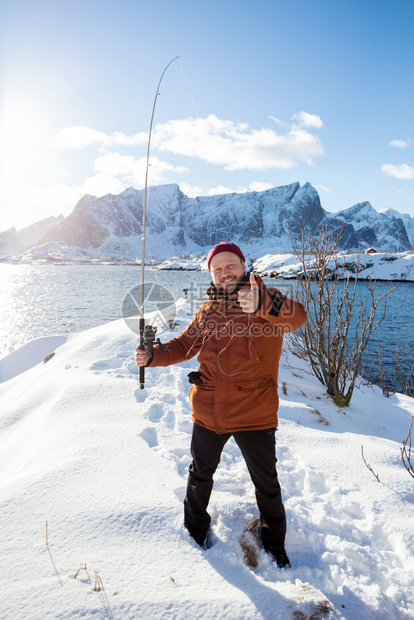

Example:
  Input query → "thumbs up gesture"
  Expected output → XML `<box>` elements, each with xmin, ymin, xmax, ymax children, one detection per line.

<box><xmin>238</xmin><ymin>272</ymin><xmax>261</xmax><ymax>314</ymax></box>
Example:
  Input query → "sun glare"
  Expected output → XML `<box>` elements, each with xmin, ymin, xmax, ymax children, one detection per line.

<box><xmin>0</xmin><ymin>95</ymin><xmax>54</xmax><ymax>229</ymax></box>
<box><xmin>1</xmin><ymin>98</ymin><xmax>45</xmax><ymax>181</ymax></box>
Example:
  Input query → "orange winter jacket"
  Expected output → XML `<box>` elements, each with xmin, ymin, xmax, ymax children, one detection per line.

<box><xmin>149</xmin><ymin>275</ymin><xmax>306</xmax><ymax>433</ymax></box>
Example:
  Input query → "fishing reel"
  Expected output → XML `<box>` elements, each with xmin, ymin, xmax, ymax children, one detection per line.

<box><xmin>140</xmin><ymin>324</ymin><xmax>172</xmax><ymax>359</ymax></box>
<box><xmin>139</xmin><ymin>322</ymin><xmax>172</xmax><ymax>390</ymax></box>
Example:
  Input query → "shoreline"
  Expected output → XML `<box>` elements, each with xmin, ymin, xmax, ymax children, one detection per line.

<box><xmin>1</xmin><ymin>258</ymin><xmax>413</xmax><ymax>282</ymax></box>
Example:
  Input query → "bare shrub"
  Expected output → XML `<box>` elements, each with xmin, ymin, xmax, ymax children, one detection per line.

<box><xmin>359</xmin><ymin>330</ymin><xmax>414</xmax><ymax>481</ymax></box>
<box><xmin>290</xmin><ymin>222</ymin><xmax>396</xmax><ymax>407</ymax></box>
<box><xmin>367</xmin><ymin>341</ymin><xmax>413</xmax><ymax>398</ymax></box>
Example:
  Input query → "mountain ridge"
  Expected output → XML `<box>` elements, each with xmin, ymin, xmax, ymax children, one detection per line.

<box><xmin>0</xmin><ymin>182</ymin><xmax>411</xmax><ymax>259</ymax></box>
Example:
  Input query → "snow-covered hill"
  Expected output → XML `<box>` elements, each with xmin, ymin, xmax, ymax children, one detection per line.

<box><xmin>155</xmin><ymin>251</ymin><xmax>414</xmax><ymax>281</ymax></box>
<box><xmin>3</xmin><ymin>241</ymin><xmax>98</xmax><ymax>263</ymax></box>
<box><xmin>1</xmin><ymin>182</ymin><xmax>412</xmax><ymax>260</ymax></box>
<box><xmin>253</xmin><ymin>251</ymin><xmax>414</xmax><ymax>281</ymax></box>
<box><xmin>0</xmin><ymin>303</ymin><xmax>413</xmax><ymax>619</ymax></box>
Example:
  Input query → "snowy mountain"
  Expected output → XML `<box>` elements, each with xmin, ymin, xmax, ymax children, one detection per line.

<box><xmin>180</xmin><ymin>182</ymin><xmax>325</xmax><ymax>253</ymax></box>
<box><xmin>380</xmin><ymin>205</ymin><xmax>414</xmax><ymax>248</ymax></box>
<box><xmin>0</xmin><ymin>215</ymin><xmax>64</xmax><ymax>257</ymax></box>
<box><xmin>1</xmin><ymin>183</ymin><xmax>412</xmax><ymax>260</ymax></box>
<box><xmin>324</xmin><ymin>202</ymin><xmax>410</xmax><ymax>252</ymax></box>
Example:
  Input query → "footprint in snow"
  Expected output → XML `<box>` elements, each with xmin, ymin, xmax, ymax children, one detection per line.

<box><xmin>169</xmin><ymin>448</ymin><xmax>192</xmax><ymax>476</ymax></box>
<box><xmin>144</xmin><ymin>403</ymin><xmax>164</xmax><ymax>423</ymax></box>
<box><xmin>174</xmin><ymin>486</ymin><xmax>186</xmax><ymax>503</ymax></box>
<box><xmin>280</xmin><ymin>446</ymin><xmax>406</xmax><ymax>591</ymax></box>
<box><xmin>139</xmin><ymin>427</ymin><xmax>158</xmax><ymax>448</ymax></box>
<box><xmin>163</xmin><ymin>410</ymin><xmax>176</xmax><ymax>429</ymax></box>
<box><xmin>175</xmin><ymin>417</ymin><xmax>193</xmax><ymax>434</ymax></box>
<box><xmin>90</xmin><ymin>354</ymin><xmax>132</xmax><ymax>375</ymax></box>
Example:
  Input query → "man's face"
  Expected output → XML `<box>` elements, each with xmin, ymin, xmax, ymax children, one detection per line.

<box><xmin>209</xmin><ymin>251</ymin><xmax>246</xmax><ymax>293</ymax></box>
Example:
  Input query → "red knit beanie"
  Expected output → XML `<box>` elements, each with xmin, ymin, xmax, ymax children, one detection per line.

<box><xmin>206</xmin><ymin>242</ymin><xmax>245</xmax><ymax>271</ymax></box>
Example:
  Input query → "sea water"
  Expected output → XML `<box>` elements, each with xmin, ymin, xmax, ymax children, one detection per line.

<box><xmin>0</xmin><ymin>263</ymin><xmax>412</xmax><ymax>389</ymax></box>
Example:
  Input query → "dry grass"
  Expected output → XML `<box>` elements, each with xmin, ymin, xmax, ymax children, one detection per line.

<box><xmin>240</xmin><ymin>517</ymin><xmax>260</xmax><ymax>568</ymax></box>
<box><xmin>94</xmin><ymin>571</ymin><xmax>105</xmax><ymax>592</ymax></box>
<box><xmin>310</xmin><ymin>408</ymin><xmax>329</xmax><ymax>426</ymax></box>
<box><xmin>292</xmin><ymin>599</ymin><xmax>333</xmax><ymax>619</ymax></box>
<box><xmin>74</xmin><ymin>564</ymin><xmax>87</xmax><ymax>579</ymax></box>
<box><xmin>361</xmin><ymin>445</ymin><xmax>381</xmax><ymax>483</ymax></box>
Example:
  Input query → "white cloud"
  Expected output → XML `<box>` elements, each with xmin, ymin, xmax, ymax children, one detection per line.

<box><xmin>315</xmin><ymin>184</ymin><xmax>332</xmax><ymax>194</ymax></box>
<box><xmin>152</xmin><ymin>114</ymin><xmax>324</xmax><ymax>171</ymax></box>
<box><xmin>389</xmin><ymin>139</ymin><xmax>411</xmax><ymax>149</ymax></box>
<box><xmin>207</xmin><ymin>185</ymin><xmax>243</xmax><ymax>196</ymax></box>
<box><xmin>57</xmin><ymin>112</ymin><xmax>324</xmax><ymax>172</ymax></box>
<box><xmin>94</xmin><ymin>152</ymin><xmax>139</xmax><ymax>177</ymax></box>
<box><xmin>269</xmin><ymin>115</ymin><xmax>284</xmax><ymax>125</ymax></box>
<box><xmin>291</xmin><ymin>111</ymin><xmax>323</xmax><ymax>129</ymax></box>
<box><xmin>178</xmin><ymin>183</ymin><xmax>204</xmax><ymax>197</ymax></box>
<box><xmin>94</xmin><ymin>153</ymin><xmax>188</xmax><ymax>186</ymax></box>
<box><xmin>56</xmin><ymin>126</ymin><xmax>110</xmax><ymax>148</ymax></box>
<box><xmin>26</xmin><ymin>174</ymin><xmax>127</xmax><ymax>214</ymax></box>
<box><xmin>248</xmin><ymin>181</ymin><xmax>274</xmax><ymax>192</ymax></box>
<box><xmin>382</xmin><ymin>163</ymin><xmax>414</xmax><ymax>179</ymax></box>
<box><xmin>206</xmin><ymin>181</ymin><xmax>274</xmax><ymax>196</ymax></box>
<box><xmin>56</xmin><ymin>126</ymin><xmax>147</xmax><ymax>148</ymax></box>
<box><xmin>77</xmin><ymin>173</ymin><xmax>127</xmax><ymax>197</ymax></box>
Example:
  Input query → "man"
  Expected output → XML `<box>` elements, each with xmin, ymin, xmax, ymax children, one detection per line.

<box><xmin>135</xmin><ymin>241</ymin><xmax>306</xmax><ymax>567</ymax></box>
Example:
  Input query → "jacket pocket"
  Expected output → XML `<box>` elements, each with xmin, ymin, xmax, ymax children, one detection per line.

<box><xmin>226</xmin><ymin>376</ymin><xmax>277</xmax><ymax>429</ymax></box>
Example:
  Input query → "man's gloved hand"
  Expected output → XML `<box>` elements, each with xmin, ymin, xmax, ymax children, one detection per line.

<box><xmin>238</xmin><ymin>272</ymin><xmax>262</xmax><ymax>314</ymax></box>
<box><xmin>188</xmin><ymin>371</ymin><xmax>204</xmax><ymax>385</ymax></box>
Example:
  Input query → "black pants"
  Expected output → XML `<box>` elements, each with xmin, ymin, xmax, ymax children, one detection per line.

<box><xmin>184</xmin><ymin>423</ymin><xmax>286</xmax><ymax>550</ymax></box>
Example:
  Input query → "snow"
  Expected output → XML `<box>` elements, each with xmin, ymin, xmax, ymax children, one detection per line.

<box><xmin>0</xmin><ymin>301</ymin><xmax>413</xmax><ymax>619</ymax></box>
<box><xmin>156</xmin><ymin>257</ymin><xmax>206</xmax><ymax>270</ymax></box>
<box><xmin>0</xmin><ymin>335</ymin><xmax>67</xmax><ymax>383</ymax></box>
<box><xmin>254</xmin><ymin>251</ymin><xmax>414</xmax><ymax>281</ymax></box>
<box><xmin>5</xmin><ymin>241</ymin><xmax>98</xmax><ymax>263</ymax></box>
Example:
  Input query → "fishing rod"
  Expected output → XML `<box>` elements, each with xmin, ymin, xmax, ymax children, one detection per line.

<box><xmin>139</xmin><ymin>56</ymin><xmax>179</xmax><ymax>389</ymax></box>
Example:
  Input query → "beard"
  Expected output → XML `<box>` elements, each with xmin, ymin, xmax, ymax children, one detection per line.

<box><xmin>218</xmin><ymin>276</ymin><xmax>239</xmax><ymax>292</ymax></box>
<box><xmin>214</xmin><ymin>272</ymin><xmax>248</xmax><ymax>298</ymax></box>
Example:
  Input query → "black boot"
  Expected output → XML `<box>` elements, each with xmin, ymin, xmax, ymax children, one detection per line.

<box><xmin>264</xmin><ymin>544</ymin><xmax>291</xmax><ymax>568</ymax></box>
<box><xmin>186</xmin><ymin>525</ymin><xmax>209</xmax><ymax>548</ymax></box>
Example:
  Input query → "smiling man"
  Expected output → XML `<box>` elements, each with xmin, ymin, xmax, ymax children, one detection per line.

<box><xmin>135</xmin><ymin>241</ymin><xmax>306</xmax><ymax>567</ymax></box>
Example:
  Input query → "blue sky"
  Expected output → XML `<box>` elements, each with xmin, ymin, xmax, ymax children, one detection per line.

<box><xmin>1</xmin><ymin>0</ymin><xmax>414</xmax><ymax>231</ymax></box>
